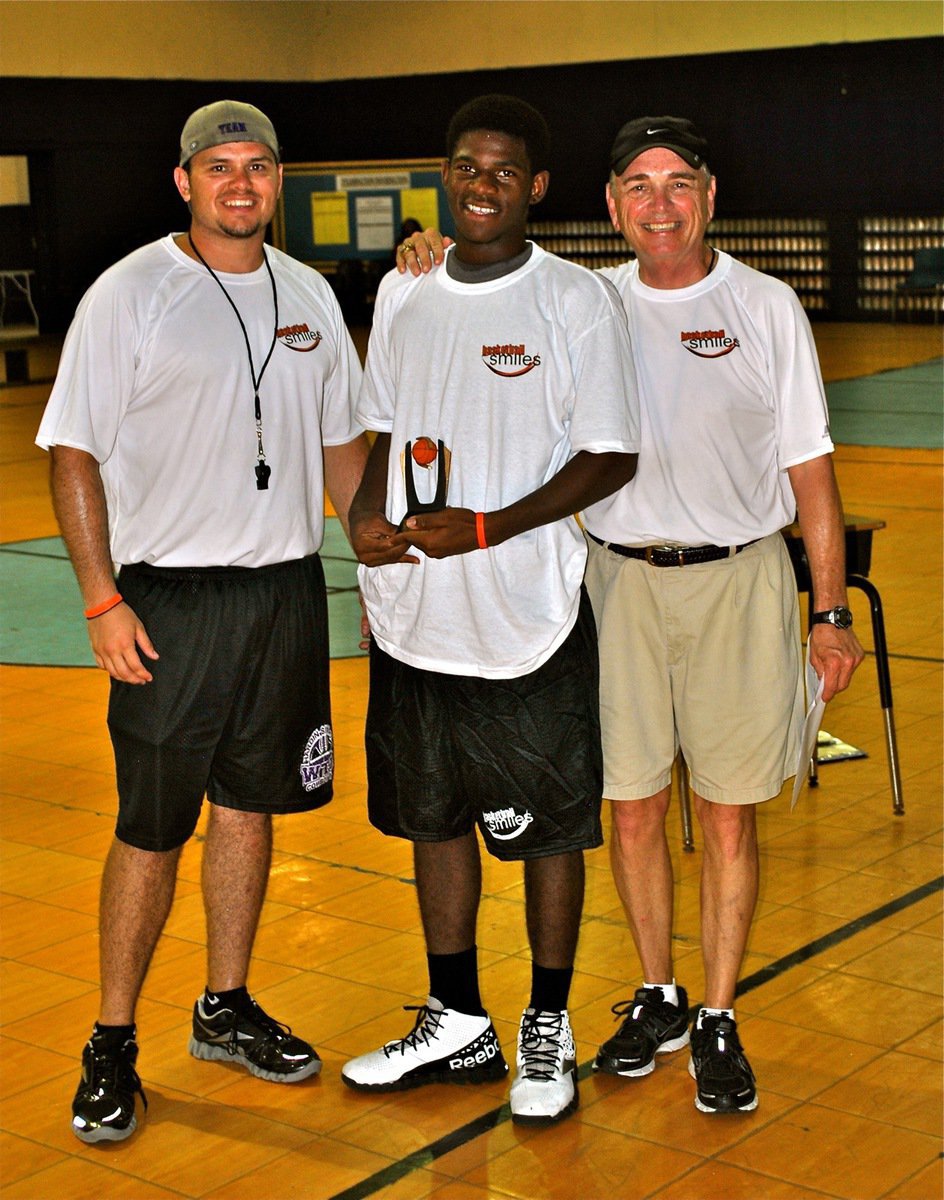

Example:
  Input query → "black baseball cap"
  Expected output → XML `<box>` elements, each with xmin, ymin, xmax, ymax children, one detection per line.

<box><xmin>609</xmin><ymin>117</ymin><xmax>709</xmax><ymax>176</ymax></box>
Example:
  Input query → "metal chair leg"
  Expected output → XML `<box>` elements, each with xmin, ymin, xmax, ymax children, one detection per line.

<box><xmin>847</xmin><ymin>574</ymin><xmax>904</xmax><ymax>814</ymax></box>
<box><xmin>676</xmin><ymin>755</ymin><xmax>695</xmax><ymax>852</ymax></box>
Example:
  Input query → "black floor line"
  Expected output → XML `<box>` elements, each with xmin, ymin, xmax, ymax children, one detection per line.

<box><xmin>735</xmin><ymin>873</ymin><xmax>943</xmax><ymax>995</ymax></box>
<box><xmin>0</xmin><ymin>544</ymin><xmax>69</xmax><ymax>561</ymax></box>
<box><xmin>327</xmin><ymin>873</ymin><xmax>944</xmax><ymax>1200</ymax></box>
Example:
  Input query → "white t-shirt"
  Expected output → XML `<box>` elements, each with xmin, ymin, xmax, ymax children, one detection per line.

<box><xmin>357</xmin><ymin>243</ymin><xmax>641</xmax><ymax>678</ymax></box>
<box><xmin>37</xmin><ymin>235</ymin><xmax>363</xmax><ymax>568</ymax></box>
<box><xmin>583</xmin><ymin>251</ymin><xmax>833</xmax><ymax>546</ymax></box>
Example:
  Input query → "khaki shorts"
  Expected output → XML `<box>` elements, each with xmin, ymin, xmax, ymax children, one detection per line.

<box><xmin>584</xmin><ymin>533</ymin><xmax>804</xmax><ymax>805</ymax></box>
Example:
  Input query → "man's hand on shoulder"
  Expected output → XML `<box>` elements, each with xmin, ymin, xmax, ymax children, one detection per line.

<box><xmin>396</xmin><ymin>229</ymin><xmax>452</xmax><ymax>276</ymax></box>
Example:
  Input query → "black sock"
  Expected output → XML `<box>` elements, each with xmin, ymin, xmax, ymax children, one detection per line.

<box><xmin>203</xmin><ymin>985</ymin><xmax>250</xmax><ymax>1012</ymax></box>
<box><xmin>93</xmin><ymin>1022</ymin><xmax>136</xmax><ymax>1046</ymax></box>
<box><xmin>529</xmin><ymin>963</ymin><xmax>573</xmax><ymax>1013</ymax></box>
<box><xmin>427</xmin><ymin>947</ymin><xmax>485</xmax><ymax>1016</ymax></box>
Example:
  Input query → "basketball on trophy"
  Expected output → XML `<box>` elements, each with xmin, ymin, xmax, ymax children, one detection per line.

<box><xmin>411</xmin><ymin>437</ymin><xmax>438</xmax><ymax>468</ymax></box>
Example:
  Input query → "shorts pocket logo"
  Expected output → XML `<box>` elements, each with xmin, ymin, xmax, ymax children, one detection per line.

<box><xmin>300</xmin><ymin>724</ymin><xmax>333</xmax><ymax>791</ymax></box>
<box><xmin>482</xmin><ymin>807</ymin><xmax>534</xmax><ymax>840</ymax></box>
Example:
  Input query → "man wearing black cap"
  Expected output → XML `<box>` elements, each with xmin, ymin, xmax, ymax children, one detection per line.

<box><xmin>582</xmin><ymin>116</ymin><xmax>863</xmax><ymax>1114</ymax></box>
<box><xmin>398</xmin><ymin>113</ymin><xmax>863</xmax><ymax>1115</ymax></box>
<box><xmin>37</xmin><ymin>100</ymin><xmax>370</xmax><ymax>1143</ymax></box>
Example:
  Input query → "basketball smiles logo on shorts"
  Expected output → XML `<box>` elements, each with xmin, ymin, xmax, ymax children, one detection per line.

<box><xmin>482</xmin><ymin>808</ymin><xmax>534</xmax><ymax>840</ymax></box>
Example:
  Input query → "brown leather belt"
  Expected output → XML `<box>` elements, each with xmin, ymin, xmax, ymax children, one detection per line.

<box><xmin>587</xmin><ymin>531</ymin><xmax>760</xmax><ymax>567</ymax></box>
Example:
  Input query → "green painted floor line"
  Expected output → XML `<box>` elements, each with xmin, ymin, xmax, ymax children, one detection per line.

<box><xmin>825</xmin><ymin>357</ymin><xmax>943</xmax><ymax>448</ymax></box>
<box><xmin>0</xmin><ymin>519</ymin><xmax>365</xmax><ymax>668</ymax></box>
<box><xmin>3</xmin><ymin>357</ymin><xmax>942</xmax><ymax>666</ymax></box>
<box><xmin>830</xmin><ymin>357</ymin><xmax>943</xmax><ymax>386</ymax></box>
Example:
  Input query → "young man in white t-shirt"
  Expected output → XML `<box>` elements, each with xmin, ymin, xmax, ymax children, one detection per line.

<box><xmin>340</xmin><ymin>94</ymin><xmax>640</xmax><ymax>1125</ymax></box>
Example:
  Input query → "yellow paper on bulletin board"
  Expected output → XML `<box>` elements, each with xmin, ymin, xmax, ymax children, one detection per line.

<box><xmin>311</xmin><ymin>192</ymin><xmax>350</xmax><ymax>247</ymax></box>
<box><xmin>400</xmin><ymin>187</ymin><xmax>439</xmax><ymax>232</ymax></box>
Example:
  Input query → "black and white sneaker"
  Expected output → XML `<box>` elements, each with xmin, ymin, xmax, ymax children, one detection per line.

<box><xmin>341</xmin><ymin>996</ymin><xmax>507</xmax><ymax>1092</ymax></box>
<box><xmin>688</xmin><ymin>1008</ymin><xmax>758</xmax><ymax>1113</ymax></box>
<box><xmin>72</xmin><ymin>1028</ymin><xmax>147</xmax><ymax>1143</ymax></box>
<box><xmin>593</xmin><ymin>985</ymin><xmax>690</xmax><ymax>1077</ymax></box>
<box><xmin>189</xmin><ymin>992</ymin><xmax>321</xmax><ymax>1082</ymax></box>
<box><xmin>509</xmin><ymin>1008</ymin><xmax>579</xmax><ymax>1126</ymax></box>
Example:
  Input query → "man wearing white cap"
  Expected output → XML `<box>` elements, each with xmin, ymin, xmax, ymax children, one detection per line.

<box><xmin>38</xmin><ymin>100</ymin><xmax>369</xmax><ymax>1143</ymax></box>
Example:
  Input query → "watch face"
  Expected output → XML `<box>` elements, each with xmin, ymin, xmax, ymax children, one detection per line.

<box><xmin>813</xmin><ymin>606</ymin><xmax>853</xmax><ymax>629</ymax></box>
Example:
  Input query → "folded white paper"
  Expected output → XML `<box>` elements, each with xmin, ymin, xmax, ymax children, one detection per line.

<box><xmin>792</xmin><ymin>647</ymin><xmax>826</xmax><ymax>810</ymax></box>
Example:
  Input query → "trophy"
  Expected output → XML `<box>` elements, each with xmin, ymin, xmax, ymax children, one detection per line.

<box><xmin>398</xmin><ymin>437</ymin><xmax>451</xmax><ymax>530</ymax></box>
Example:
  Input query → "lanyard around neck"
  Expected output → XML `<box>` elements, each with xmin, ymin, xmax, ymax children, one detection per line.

<box><xmin>188</xmin><ymin>234</ymin><xmax>279</xmax><ymax>490</ymax></box>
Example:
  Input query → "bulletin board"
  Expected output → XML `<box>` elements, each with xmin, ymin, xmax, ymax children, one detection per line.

<box><xmin>272</xmin><ymin>159</ymin><xmax>457</xmax><ymax>264</ymax></box>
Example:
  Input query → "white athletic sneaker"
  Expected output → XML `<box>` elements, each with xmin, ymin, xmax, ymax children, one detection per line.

<box><xmin>341</xmin><ymin>996</ymin><xmax>508</xmax><ymax>1092</ymax></box>
<box><xmin>509</xmin><ymin>1007</ymin><xmax>579</xmax><ymax>1125</ymax></box>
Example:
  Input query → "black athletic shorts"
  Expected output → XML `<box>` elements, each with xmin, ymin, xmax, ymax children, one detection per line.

<box><xmin>109</xmin><ymin>555</ymin><xmax>333</xmax><ymax>852</ymax></box>
<box><xmin>364</xmin><ymin>588</ymin><xmax>603</xmax><ymax>862</ymax></box>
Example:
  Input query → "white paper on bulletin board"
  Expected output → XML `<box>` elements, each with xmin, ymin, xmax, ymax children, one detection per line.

<box><xmin>356</xmin><ymin>194</ymin><xmax>395</xmax><ymax>252</ymax></box>
<box><xmin>311</xmin><ymin>192</ymin><xmax>350</xmax><ymax>246</ymax></box>
<box><xmin>400</xmin><ymin>187</ymin><xmax>439</xmax><ymax>232</ymax></box>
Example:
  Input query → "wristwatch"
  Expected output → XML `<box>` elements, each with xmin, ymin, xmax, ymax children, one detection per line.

<box><xmin>811</xmin><ymin>606</ymin><xmax>854</xmax><ymax>629</ymax></box>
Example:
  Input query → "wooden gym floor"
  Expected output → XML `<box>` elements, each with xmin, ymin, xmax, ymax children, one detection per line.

<box><xmin>0</xmin><ymin>324</ymin><xmax>941</xmax><ymax>1199</ymax></box>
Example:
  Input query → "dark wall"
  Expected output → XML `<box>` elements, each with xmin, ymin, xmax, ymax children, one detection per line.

<box><xmin>1</xmin><ymin>37</ymin><xmax>941</xmax><ymax>331</ymax></box>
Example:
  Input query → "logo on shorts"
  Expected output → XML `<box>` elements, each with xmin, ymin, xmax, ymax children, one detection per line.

<box><xmin>300</xmin><ymin>724</ymin><xmax>333</xmax><ymax>791</ymax></box>
<box><xmin>482</xmin><ymin>807</ymin><xmax>534</xmax><ymax>840</ymax></box>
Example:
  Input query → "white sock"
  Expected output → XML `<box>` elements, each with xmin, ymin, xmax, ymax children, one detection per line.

<box><xmin>643</xmin><ymin>980</ymin><xmax>679</xmax><ymax>1008</ymax></box>
<box><xmin>697</xmin><ymin>1006</ymin><xmax>734</xmax><ymax>1028</ymax></box>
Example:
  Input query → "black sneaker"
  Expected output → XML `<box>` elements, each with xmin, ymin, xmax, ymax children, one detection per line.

<box><xmin>593</xmin><ymin>986</ymin><xmax>690</xmax><ymax>1077</ymax></box>
<box><xmin>72</xmin><ymin>1029</ymin><xmax>147</xmax><ymax>1143</ymax></box>
<box><xmin>688</xmin><ymin>1008</ymin><xmax>758</xmax><ymax>1113</ymax></box>
<box><xmin>189</xmin><ymin>993</ymin><xmax>321</xmax><ymax>1082</ymax></box>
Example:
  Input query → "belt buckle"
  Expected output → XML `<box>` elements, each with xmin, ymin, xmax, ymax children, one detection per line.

<box><xmin>645</xmin><ymin>544</ymin><xmax>682</xmax><ymax>566</ymax></box>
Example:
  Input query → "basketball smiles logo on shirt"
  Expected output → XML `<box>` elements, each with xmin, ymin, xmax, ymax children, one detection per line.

<box><xmin>481</xmin><ymin>343</ymin><xmax>542</xmax><ymax>377</ymax></box>
<box><xmin>680</xmin><ymin>328</ymin><xmax>740</xmax><ymax>358</ymax></box>
<box><xmin>278</xmin><ymin>323</ymin><xmax>323</xmax><ymax>352</ymax></box>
